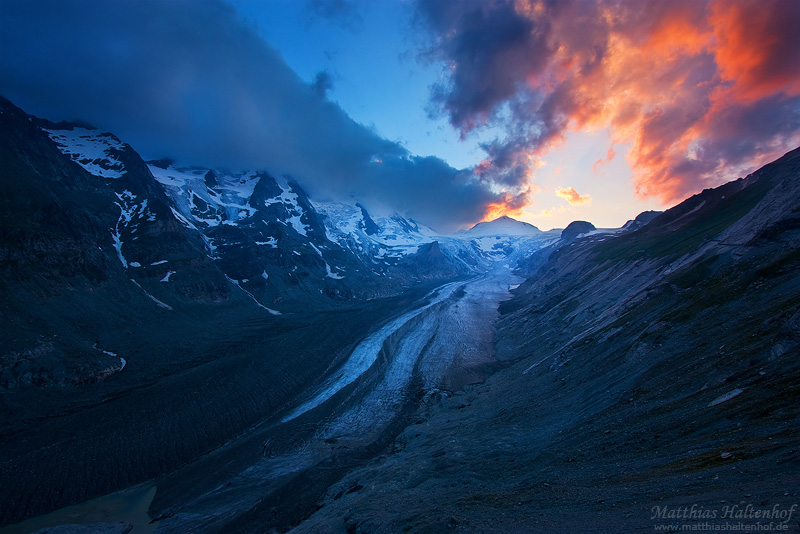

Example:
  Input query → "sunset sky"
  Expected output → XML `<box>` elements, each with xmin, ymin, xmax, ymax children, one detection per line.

<box><xmin>1</xmin><ymin>0</ymin><xmax>799</xmax><ymax>232</ymax></box>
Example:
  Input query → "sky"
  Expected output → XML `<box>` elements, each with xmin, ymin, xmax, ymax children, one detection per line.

<box><xmin>1</xmin><ymin>0</ymin><xmax>799</xmax><ymax>233</ymax></box>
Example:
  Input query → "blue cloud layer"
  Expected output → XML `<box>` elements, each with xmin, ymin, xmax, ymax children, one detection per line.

<box><xmin>0</xmin><ymin>0</ymin><xmax>496</xmax><ymax>232</ymax></box>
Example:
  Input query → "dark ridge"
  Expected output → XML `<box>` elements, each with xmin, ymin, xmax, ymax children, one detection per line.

<box><xmin>356</xmin><ymin>203</ymin><xmax>380</xmax><ymax>235</ymax></box>
<box><xmin>560</xmin><ymin>220</ymin><xmax>595</xmax><ymax>240</ymax></box>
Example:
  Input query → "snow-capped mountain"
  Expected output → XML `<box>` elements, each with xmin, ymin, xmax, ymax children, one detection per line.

<box><xmin>146</xmin><ymin>162</ymin><xmax>353</xmax><ymax>310</ymax></box>
<box><xmin>36</xmin><ymin>117</ymin><xmax>232</xmax><ymax>304</ymax></box>
<box><xmin>454</xmin><ymin>216</ymin><xmax>560</xmax><ymax>264</ymax></box>
<box><xmin>311</xmin><ymin>200</ymin><xmax>437</xmax><ymax>260</ymax></box>
<box><xmin>461</xmin><ymin>215</ymin><xmax>542</xmax><ymax>236</ymax></box>
<box><xmin>2</xmin><ymin>97</ymin><xmax>562</xmax><ymax>323</ymax></box>
<box><xmin>141</xmin><ymin>162</ymin><xmax>560</xmax><ymax>302</ymax></box>
<box><xmin>145</xmin><ymin>161</ymin><xmax>474</xmax><ymax>305</ymax></box>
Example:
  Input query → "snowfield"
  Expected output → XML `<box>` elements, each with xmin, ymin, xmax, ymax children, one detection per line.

<box><xmin>43</xmin><ymin>126</ymin><xmax>127</xmax><ymax>179</ymax></box>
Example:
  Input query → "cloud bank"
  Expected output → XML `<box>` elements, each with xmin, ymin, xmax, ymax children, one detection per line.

<box><xmin>0</xmin><ymin>0</ymin><xmax>492</xmax><ymax>232</ymax></box>
<box><xmin>416</xmin><ymin>0</ymin><xmax>800</xmax><ymax>209</ymax></box>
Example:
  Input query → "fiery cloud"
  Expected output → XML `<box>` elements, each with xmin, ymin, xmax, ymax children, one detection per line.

<box><xmin>710</xmin><ymin>0</ymin><xmax>800</xmax><ymax>103</ymax></box>
<box><xmin>418</xmin><ymin>0</ymin><xmax>800</xmax><ymax>207</ymax></box>
<box><xmin>480</xmin><ymin>189</ymin><xmax>532</xmax><ymax>222</ymax></box>
<box><xmin>555</xmin><ymin>187</ymin><xmax>592</xmax><ymax>205</ymax></box>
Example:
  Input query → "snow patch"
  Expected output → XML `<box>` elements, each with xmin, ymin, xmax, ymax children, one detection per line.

<box><xmin>308</xmin><ymin>242</ymin><xmax>323</xmax><ymax>256</ymax></box>
<box><xmin>130</xmin><ymin>279</ymin><xmax>173</xmax><ymax>310</ymax></box>
<box><xmin>326</xmin><ymin>264</ymin><xmax>345</xmax><ymax>279</ymax></box>
<box><xmin>170</xmin><ymin>207</ymin><xmax>198</xmax><ymax>230</ymax></box>
<box><xmin>43</xmin><ymin>127</ymin><xmax>126</xmax><ymax>178</ymax></box>
<box><xmin>111</xmin><ymin>227</ymin><xmax>126</xmax><ymax>268</ymax></box>
<box><xmin>160</xmin><ymin>271</ymin><xmax>176</xmax><ymax>282</ymax></box>
<box><xmin>150</xmin><ymin>165</ymin><xmax>260</xmax><ymax>229</ymax></box>
<box><xmin>110</xmin><ymin>190</ymin><xmax>140</xmax><ymax>268</ymax></box>
<box><xmin>227</xmin><ymin>277</ymin><xmax>281</xmax><ymax>315</ymax></box>
<box><xmin>287</xmin><ymin>214</ymin><xmax>309</xmax><ymax>236</ymax></box>
<box><xmin>255</xmin><ymin>237</ymin><xmax>277</xmax><ymax>247</ymax></box>
<box><xmin>280</xmin><ymin>187</ymin><xmax>310</xmax><ymax>236</ymax></box>
<box><xmin>709</xmin><ymin>388</ymin><xmax>744</xmax><ymax>407</ymax></box>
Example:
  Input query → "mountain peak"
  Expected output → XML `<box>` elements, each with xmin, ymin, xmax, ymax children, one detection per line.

<box><xmin>463</xmin><ymin>216</ymin><xmax>541</xmax><ymax>236</ymax></box>
<box><xmin>560</xmin><ymin>220</ymin><xmax>596</xmax><ymax>241</ymax></box>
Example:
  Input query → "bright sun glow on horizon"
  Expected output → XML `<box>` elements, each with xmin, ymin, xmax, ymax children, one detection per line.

<box><xmin>469</xmin><ymin>129</ymin><xmax>666</xmax><ymax>232</ymax></box>
<box><xmin>500</xmin><ymin>130</ymin><xmax>664</xmax><ymax>231</ymax></box>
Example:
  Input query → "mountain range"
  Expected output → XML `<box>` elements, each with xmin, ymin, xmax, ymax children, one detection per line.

<box><xmin>1</xmin><ymin>96</ymin><xmax>798</xmax><ymax>533</ymax></box>
<box><xmin>0</xmin><ymin>95</ymin><xmax>567</xmax><ymax>393</ymax></box>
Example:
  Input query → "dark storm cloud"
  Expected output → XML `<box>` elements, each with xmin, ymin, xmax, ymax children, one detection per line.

<box><xmin>418</xmin><ymin>0</ymin><xmax>551</xmax><ymax>132</ymax></box>
<box><xmin>0</xmin><ymin>0</ymin><xmax>495</xmax><ymax>232</ymax></box>
<box><xmin>415</xmin><ymin>0</ymin><xmax>800</xmax><ymax>205</ymax></box>
<box><xmin>363</xmin><ymin>154</ymin><xmax>498</xmax><ymax>231</ymax></box>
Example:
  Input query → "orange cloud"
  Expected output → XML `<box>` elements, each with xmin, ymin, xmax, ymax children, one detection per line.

<box><xmin>473</xmin><ymin>159</ymin><xmax>493</xmax><ymax>175</ymax></box>
<box><xmin>710</xmin><ymin>0</ymin><xmax>800</xmax><ymax>103</ymax></box>
<box><xmin>555</xmin><ymin>187</ymin><xmax>592</xmax><ymax>205</ymax></box>
<box><xmin>592</xmin><ymin>145</ymin><xmax>616</xmax><ymax>173</ymax></box>
<box><xmin>480</xmin><ymin>190</ymin><xmax>531</xmax><ymax>222</ymax></box>
<box><xmin>481</xmin><ymin>202</ymin><xmax>525</xmax><ymax>222</ymax></box>
<box><xmin>423</xmin><ymin>0</ymin><xmax>800</xmax><ymax>211</ymax></box>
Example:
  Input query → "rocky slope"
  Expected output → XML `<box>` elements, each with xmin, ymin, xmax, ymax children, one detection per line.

<box><xmin>1</xmin><ymin>97</ymin><xmax>235</xmax><ymax>393</ymax></box>
<box><xmin>287</xmin><ymin>148</ymin><xmax>800</xmax><ymax>533</ymax></box>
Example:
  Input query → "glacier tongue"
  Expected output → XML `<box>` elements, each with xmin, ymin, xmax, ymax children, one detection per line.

<box><xmin>281</xmin><ymin>277</ymin><xmax>468</xmax><ymax>422</ymax></box>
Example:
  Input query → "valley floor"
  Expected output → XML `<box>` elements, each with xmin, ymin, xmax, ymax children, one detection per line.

<box><xmin>1</xmin><ymin>267</ymin><xmax>524</xmax><ymax>533</ymax></box>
